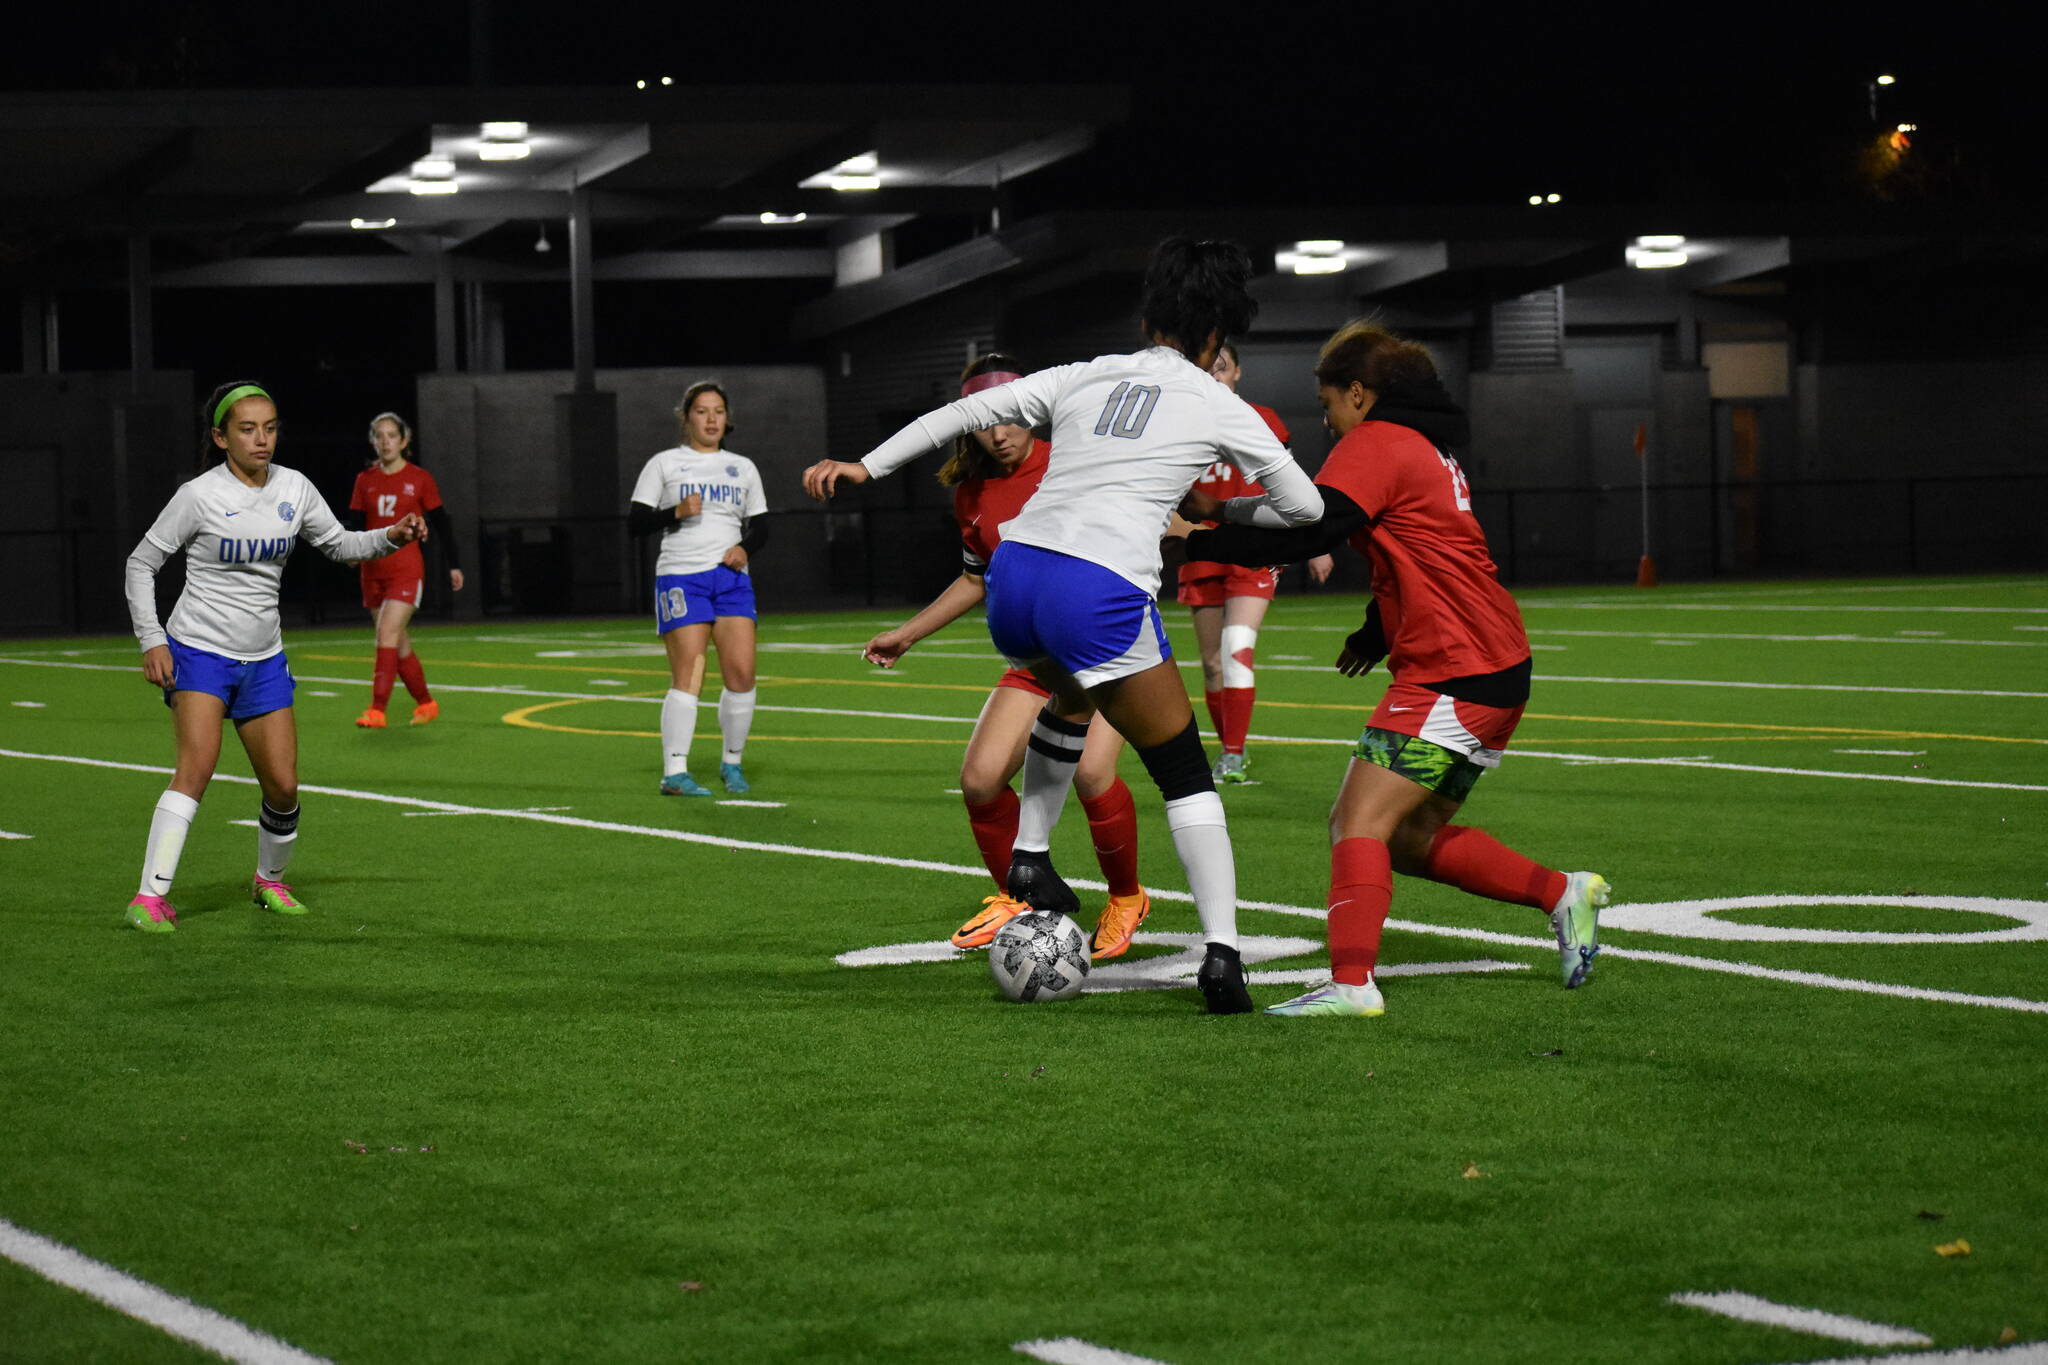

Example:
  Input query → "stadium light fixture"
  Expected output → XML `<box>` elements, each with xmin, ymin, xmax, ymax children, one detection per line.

<box><xmin>759</xmin><ymin>212</ymin><xmax>809</xmax><ymax>225</ymax></box>
<box><xmin>636</xmin><ymin>79</ymin><xmax>647</xmax><ymax>90</ymax></box>
<box><xmin>660</xmin><ymin>76</ymin><xmax>674</xmax><ymax>86</ymax></box>
<box><xmin>1876</xmin><ymin>73</ymin><xmax>1896</xmax><ymax>85</ymax></box>
<box><xmin>407</xmin><ymin>156</ymin><xmax>458</xmax><ymax>195</ymax></box>
<box><xmin>1528</xmin><ymin>195</ymin><xmax>1544</xmax><ymax>206</ymax></box>
<box><xmin>804</xmin><ymin>152</ymin><xmax>884</xmax><ymax>192</ymax></box>
<box><xmin>1546</xmin><ymin>192</ymin><xmax>1562</xmax><ymax>204</ymax></box>
<box><xmin>1275</xmin><ymin>241</ymin><xmax>1350</xmax><ymax>275</ymax></box>
<box><xmin>349</xmin><ymin>217</ymin><xmax>397</xmax><ymax>230</ymax></box>
<box><xmin>1636</xmin><ymin>234</ymin><xmax>1687</xmax><ymax>249</ymax></box>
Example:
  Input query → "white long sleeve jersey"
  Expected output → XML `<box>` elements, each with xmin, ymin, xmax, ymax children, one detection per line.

<box><xmin>860</xmin><ymin>346</ymin><xmax>1324</xmax><ymax>597</ymax></box>
<box><xmin>126</xmin><ymin>462</ymin><xmax>399</xmax><ymax>661</ymax></box>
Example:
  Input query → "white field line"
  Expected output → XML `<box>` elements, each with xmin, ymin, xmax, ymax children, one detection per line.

<box><xmin>1</xmin><ymin>829</ymin><xmax>32</xmax><ymax>839</ymax></box>
<box><xmin>1534</xmin><ymin>602</ymin><xmax>2048</xmax><ymax>614</ymax></box>
<box><xmin>1768</xmin><ymin>1347</ymin><xmax>2048</xmax><ymax>1365</ymax></box>
<box><xmin>1531</xmin><ymin>579</ymin><xmax>2048</xmax><ymax>601</ymax></box>
<box><xmin>1015</xmin><ymin>1339</ymin><xmax>1172</xmax><ymax>1365</ymax></box>
<box><xmin>1669</xmin><ymin>1291</ymin><xmax>1930</xmax><ymax>1347</ymax></box>
<box><xmin>0</xmin><ymin>1217</ymin><xmax>333</xmax><ymax>1365</ymax></box>
<box><xmin>8</xmin><ymin>654</ymin><xmax>2045</xmax><ymax>702</ymax></box>
<box><xmin>7</xmin><ymin>745</ymin><xmax>2046</xmax><ymax>1015</ymax></box>
<box><xmin>1530</xmin><ymin>629</ymin><xmax>2045</xmax><ymax>647</ymax></box>
<box><xmin>1509</xmin><ymin>749</ymin><xmax>2048</xmax><ymax>794</ymax></box>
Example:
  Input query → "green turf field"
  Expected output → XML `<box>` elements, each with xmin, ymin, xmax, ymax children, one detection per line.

<box><xmin>3</xmin><ymin>575</ymin><xmax>2044</xmax><ymax>1365</ymax></box>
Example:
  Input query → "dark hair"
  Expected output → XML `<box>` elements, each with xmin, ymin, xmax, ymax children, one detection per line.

<box><xmin>200</xmin><ymin>379</ymin><xmax>273</xmax><ymax>465</ymax></box>
<box><xmin>677</xmin><ymin>380</ymin><xmax>733</xmax><ymax>447</ymax></box>
<box><xmin>1215</xmin><ymin>340</ymin><xmax>1241</xmax><ymax>368</ymax></box>
<box><xmin>1137</xmin><ymin>236</ymin><xmax>1257</xmax><ymax>360</ymax></box>
<box><xmin>1314</xmin><ymin>321</ymin><xmax>1440</xmax><ymax>394</ymax></box>
<box><xmin>938</xmin><ymin>352</ymin><xmax>1027</xmax><ymax>487</ymax></box>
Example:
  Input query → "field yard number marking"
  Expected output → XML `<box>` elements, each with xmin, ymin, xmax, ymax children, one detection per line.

<box><xmin>1603</xmin><ymin>895</ymin><xmax>2048</xmax><ymax>945</ymax></box>
<box><xmin>1016</xmin><ymin>1338</ymin><xmax>1171</xmax><ymax>1364</ymax></box>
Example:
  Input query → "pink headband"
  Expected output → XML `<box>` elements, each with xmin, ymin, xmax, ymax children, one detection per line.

<box><xmin>961</xmin><ymin>370</ymin><xmax>1023</xmax><ymax>398</ymax></box>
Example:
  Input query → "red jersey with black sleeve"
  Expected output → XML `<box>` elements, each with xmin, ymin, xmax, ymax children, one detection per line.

<box><xmin>1182</xmin><ymin>401</ymin><xmax>1289</xmax><ymax>581</ymax></box>
<box><xmin>349</xmin><ymin>462</ymin><xmax>443</xmax><ymax>578</ymax></box>
<box><xmin>952</xmin><ymin>439</ymin><xmax>1050</xmax><ymax>574</ymax></box>
<box><xmin>1314</xmin><ymin>420</ymin><xmax>1529</xmax><ymax>683</ymax></box>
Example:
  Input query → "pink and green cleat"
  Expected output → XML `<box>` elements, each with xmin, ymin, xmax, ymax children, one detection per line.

<box><xmin>252</xmin><ymin>877</ymin><xmax>308</xmax><ymax>916</ymax></box>
<box><xmin>126</xmin><ymin>894</ymin><xmax>178</xmax><ymax>933</ymax></box>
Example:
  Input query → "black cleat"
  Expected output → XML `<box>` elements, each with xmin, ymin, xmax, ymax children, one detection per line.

<box><xmin>1197</xmin><ymin>942</ymin><xmax>1255</xmax><ymax>1015</ymax></box>
<box><xmin>1006</xmin><ymin>849</ymin><xmax>1081</xmax><ymax>919</ymax></box>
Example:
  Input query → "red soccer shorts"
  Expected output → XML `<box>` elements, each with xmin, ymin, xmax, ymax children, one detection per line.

<box><xmin>1176</xmin><ymin>562</ymin><xmax>1278</xmax><ymax>607</ymax></box>
<box><xmin>361</xmin><ymin>568</ymin><xmax>423</xmax><ymax>611</ymax></box>
<box><xmin>1365</xmin><ymin>680</ymin><xmax>1525</xmax><ymax>766</ymax></box>
<box><xmin>993</xmin><ymin>665</ymin><xmax>1052</xmax><ymax>698</ymax></box>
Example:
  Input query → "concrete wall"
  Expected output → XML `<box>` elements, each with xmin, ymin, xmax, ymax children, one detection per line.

<box><xmin>418</xmin><ymin>365</ymin><xmax>827</xmax><ymax>617</ymax></box>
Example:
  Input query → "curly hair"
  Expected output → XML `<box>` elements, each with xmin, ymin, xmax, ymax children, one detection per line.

<box><xmin>1314</xmin><ymin>321</ymin><xmax>1440</xmax><ymax>393</ymax></box>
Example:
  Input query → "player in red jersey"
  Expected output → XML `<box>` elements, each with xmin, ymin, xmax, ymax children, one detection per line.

<box><xmin>1180</xmin><ymin>321</ymin><xmax>1609</xmax><ymax>1016</ymax></box>
<box><xmin>861</xmin><ymin>354</ymin><xmax>1151</xmax><ymax>959</ymax></box>
<box><xmin>1178</xmin><ymin>341</ymin><xmax>1334</xmax><ymax>782</ymax></box>
<box><xmin>347</xmin><ymin>413</ymin><xmax>463</xmax><ymax>728</ymax></box>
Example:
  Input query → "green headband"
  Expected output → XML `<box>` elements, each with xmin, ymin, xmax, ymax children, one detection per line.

<box><xmin>212</xmin><ymin>384</ymin><xmax>271</xmax><ymax>430</ymax></box>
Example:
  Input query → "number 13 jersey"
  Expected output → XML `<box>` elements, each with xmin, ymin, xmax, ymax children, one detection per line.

<box><xmin>1315</xmin><ymin>419</ymin><xmax>1529</xmax><ymax>682</ymax></box>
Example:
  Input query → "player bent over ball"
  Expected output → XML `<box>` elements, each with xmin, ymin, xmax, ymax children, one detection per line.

<box><xmin>124</xmin><ymin>381</ymin><xmax>426</xmax><ymax>931</ymax></box>
<box><xmin>806</xmin><ymin>237</ymin><xmax>1325</xmax><ymax>1014</ymax></box>
<box><xmin>860</xmin><ymin>352</ymin><xmax>1151</xmax><ymax>960</ymax></box>
<box><xmin>1178</xmin><ymin>321</ymin><xmax>1609</xmax><ymax>1016</ymax></box>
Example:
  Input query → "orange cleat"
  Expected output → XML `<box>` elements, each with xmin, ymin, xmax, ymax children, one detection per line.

<box><xmin>354</xmin><ymin>708</ymin><xmax>387</xmax><ymax>729</ymax></box>
<box><xmin>1091</xmin><ymin>890</ymin><xmax>1152</xmax><ymax>960</ymax></box>
<box><xmin>951</xmin><ymin>893</ymin><xmax>1027</xmax><ymax>950</ymax></box>
<box><xmin>409</xmin><ymin>700</ymin><xmax>440</xmax><ymax>726</ymax></box>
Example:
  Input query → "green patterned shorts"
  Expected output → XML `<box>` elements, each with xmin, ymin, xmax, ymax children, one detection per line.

<box><xmin>1354</xmin><ymin>727</ymin><xmax>1486</xmax><ymax>802</ymax></box>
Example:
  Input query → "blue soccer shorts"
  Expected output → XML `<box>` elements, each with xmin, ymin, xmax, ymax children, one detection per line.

<box><xmin>655</xmin><ymin>566</ymin><xmax>757</xmax><ymax>634</ymax></box>
<box><xmin>162</xmin><ymin>636</ymin><xmax>296</xmax><ymax>719</ymax></box>
<box><xmin>984</xmin><ymin>542</ymin><xmax>1172</xmax><ymax>689</ymax></box>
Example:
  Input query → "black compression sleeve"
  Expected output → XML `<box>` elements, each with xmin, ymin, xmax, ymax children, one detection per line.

<box><xmin>627</xmin><ymin>502</ymin><xmax>673</xmax><ymax>538</ymax></box>
<box><xmin>1184</xmin><ymin>488</ymin><xmax>1370</xmax><ymax>566</ymax></box>
<box><xmin>423</xmin><ymin>505</ymin><xmax>460</xmax><ymax>569</ymax></box>
<box><xmin>740</xmin><ymin>513</ymin><xmax>771</xmax><ymax>555</ymax></box>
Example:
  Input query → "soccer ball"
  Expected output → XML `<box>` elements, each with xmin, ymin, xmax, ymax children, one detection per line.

<box><xmin>988</xmin><ymin>910</ymin><xmax>1090</xmax><ymax>1003</ymax></box>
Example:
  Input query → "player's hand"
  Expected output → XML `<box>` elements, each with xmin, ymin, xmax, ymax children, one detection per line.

<box><xmin>384</xmin><ymin>512</ymin><xmax>425</xmax><ymax>547</ymax></box>
<box><xmin>1308</xmin><ymin>553</ymin><xmax>1334</xmax><ymax>584</ymax></box>
<box><xmin>863</xmin><ymin>628</ymin><xmax>915</xmax><ymax>668</ymax></box>
<box><xmin>802</xmin><ymin>460</ymin><xmax>870</xmax><ymax>501</ymax></box>
<box><xmin>1334</xmin><ymin>645</ymin><xmax>1378</xmax><ymax>678</ymax></box>
<box><xmin>141</xmin><ymin>645</ymin><xmax>174</xmax><ymax>687</ymax></box>
<box><xmin>1162</xmin><ymin>511</ymin><xmax>1198</xmax><ymax>540</ymax></box>
<box><xmin>675</xmin><ymin>493</ymin><xmax>703</xmax><ymax>520</ymax></box>
<box><xmin>721</xmin><ymin>545</ymin><xmax>749</xmax><ymax>570</ymax></box>
<box><xmin>1178</xmin><ymin>488</ymin><xmax>1224</xmax><ymax>524</ymax></box>
<box><xmin>449</xmin><ymin>568</ymin><xmax>466</xmax><ymax>593</ymax></box>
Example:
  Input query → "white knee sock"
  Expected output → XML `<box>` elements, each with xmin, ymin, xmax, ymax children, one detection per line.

<box><xmin>717</xmin><ymin>687</ymin><xmax>757</xmax><ymax>766</ymax></box>
<box><xmin>1014</xmin><ymin>711</ymin><xmax>1089</xmax><ymax>852</ymax></box>
<box><xmin>257</xmin><ymin>800</ymin><xmax>299</xmax><ymax>883</ymax></box>
<box><xmin>661</xmin><ymin>689</ymin><xmax>698</xmax><ymax>775</ymax></box>
<box><xmin>1165</xmin><ymin>790</ymin><xmax>1237</xmax><ymax>949</ymax></box>
<box><xmin>138</xmin><ymin>790</ymin><xmax>199</xmax><ymax>898</ymax></box>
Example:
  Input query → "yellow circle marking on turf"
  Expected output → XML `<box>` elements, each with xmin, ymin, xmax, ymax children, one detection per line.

<box><xmin>499</xmin><ymin>696</ymin><xmax>959</xmax><ymax>743</ymax></box>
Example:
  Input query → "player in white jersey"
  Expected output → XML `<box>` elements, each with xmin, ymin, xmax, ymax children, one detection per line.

<box><xmin>628</xmin><ymin>380</ymin><xmax>771</xmax><ymax>796</ymax></box>
<box><xmin>803</xmin><ymin>237</ymin><xmax>1324</xmax><ymax>1013</ymax></box>
<box><xmin>121</xmin><ymin>381</ymin><xmax>424</xmax><ymax>932</ymax></box>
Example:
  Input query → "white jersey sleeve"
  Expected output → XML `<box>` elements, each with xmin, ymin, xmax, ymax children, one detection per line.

<box><xmin>859</xmin><ymin>366</ymin><xmax>1077</xmax><ymax>480</ymax></box>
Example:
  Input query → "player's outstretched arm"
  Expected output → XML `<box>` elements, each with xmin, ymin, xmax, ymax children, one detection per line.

<box><xmin>383</xmin><ymin>512</ymin><xmax>426</xmax><ymax>549</ymax></box>
<box><xmin>801</xmin><ymin>460</ymin><xmax>870</xmax><ymax>500</ymax></box>
<box><xmin>864</xmin><ymin>572</ymin><xmax>987</xmax><ymax>666</ymax></box>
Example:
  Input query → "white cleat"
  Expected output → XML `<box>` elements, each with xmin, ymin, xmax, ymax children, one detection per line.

<box><xmin>1265</xmin><ymin>977</ymin><xmax>1386</xmax><ymax>1018</ymax></box>
<box><xmin>1549</xmin><ymin>871</ymin><xmax>1610</xmax><ymax>989</ymax></box>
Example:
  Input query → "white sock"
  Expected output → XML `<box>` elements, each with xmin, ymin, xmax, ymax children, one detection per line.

<box><xmin>257</xmin><ymin>801</ymin><xmax>300</xmax><ymax>883</ymax></box>
<box><xmin>1165</xmin><ymin>790</ymin><xmax>1237</xmax><ymax>949</ymax></box>
<box><xmin>661</xmin><ymin>688</ymin><xmax>698</xmax><ymax>775</ymax></box>
<box><xmin>138</xmin><ymin>790</ymin><xmax>199</xmax><ymax>898</ymax></box>
<box><xmin>717</xmin><ymin>687</ymin><xmax>757</xmax><ymax>766</ymax></box>
<box><xmin>1014</xmin><ymin>711</ymin><xmax>1087</xmax><ymax>852</ymax></box>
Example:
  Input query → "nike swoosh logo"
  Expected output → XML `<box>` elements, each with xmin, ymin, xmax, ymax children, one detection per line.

<box><xmin>224</xmin><ymin>511</ymin><xmax>240</xmax><ymax>518</ymax></box>
<box><xmin>1387</xmin><ymin>705</ymin><xmax>1414</xmax><ymax>712</ymax></box>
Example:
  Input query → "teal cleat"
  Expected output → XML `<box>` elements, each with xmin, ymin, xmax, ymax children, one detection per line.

<box><xmin>660</xmin><ymin>772</ymin><xmax>714</xmax><ymax>797</ymax></box>
<box><xmin>1265</xmin><ymin>977</ymin><xmax>1385</xmax><ymax>1017</ymax></box>
<box><xmin>1549</xmin><ymin>871</ymin><xmax>1610</xmax><ymax>988</ymax></box>
<box><xmin>718</xmin><ymin>762</ymin><xmax>750</xmax><ymax>795</ymax></box>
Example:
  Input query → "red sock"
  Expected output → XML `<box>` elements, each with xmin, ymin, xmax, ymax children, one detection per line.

<box><xmin>1203</xmin><ymin>688</ymin><xmax>1225</xmax><ymax>743</ymax></box>
<box><xmin>964</xmin><ymin>789</ymin><xmax>1020</xmax><ymax>891</ymax></box>
<box><xmin>371</xmin><ymin>647</ymin><xmax>398</xmax><ymax>710</ymax></box>
<box><xmin>1220</xmin><ymin>686</ymin><xmax>1255</xmax><ymax>754</ymax></box>
<box><xmin>1424</xmin><ymin>825</ymin><xmax>1567</xmax><ymax>910</ymax></box>
<box><xmin>396</xmin><ymin>652</ymin><xmax>431</xmax><ymax>703</ymax></box>
<box><xmin>1079</xmin><ymin>777</ymin><xmax>1141</xmax><ymax>897</ymax></box>
<box><xmin>1328</xmin><ymin>837</ymin><xmax>1393</xmax><ymax>985</ymax></box>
